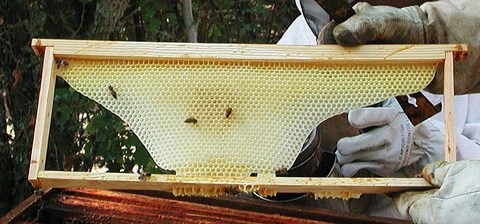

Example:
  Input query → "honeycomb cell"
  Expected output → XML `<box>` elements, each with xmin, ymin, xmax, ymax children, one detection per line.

<box><xmin>59</xmin><ymin>59</ymin><xmax>436</xmax><ymax>177</ymax></box>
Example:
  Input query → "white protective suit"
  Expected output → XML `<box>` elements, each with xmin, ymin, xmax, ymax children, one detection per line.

<box><xmin>278</xmin><ymin>0</ymin><xmax>480</xmax><ymax>220</ymax></box>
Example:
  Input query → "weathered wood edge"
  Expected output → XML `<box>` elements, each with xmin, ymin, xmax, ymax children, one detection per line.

<box><xmin>31</xmin><ymin>39</ymin><xmax>468</xmax><ymax>63</ymax></box>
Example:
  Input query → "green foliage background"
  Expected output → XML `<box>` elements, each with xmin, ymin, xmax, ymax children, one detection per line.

<box><xmin>0</xmin><ymin>0</ymin><xmax>297</xmax><ymax>216</ymax></box>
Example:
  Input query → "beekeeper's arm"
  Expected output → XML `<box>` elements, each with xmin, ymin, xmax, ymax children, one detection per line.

<box><xmin>319</xmin><ymin>0</ymin><xmax>480</xmax><ymax>95</ymax></box>
<box><xmin>322</xmin><ymin>0</ymin><xmax>480</xmax><ymax>176</ymax></box>
<box><xmin>321</xmin><ymin>1</ymin><xmax>480</xmax><ymax>221</ymax></box>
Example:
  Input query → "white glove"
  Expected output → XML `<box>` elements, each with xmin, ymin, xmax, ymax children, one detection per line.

<box><xmin>394</xmin><ymin>160</ymin><xmax>480</xmax><ymax>224</ymax></box>
<box><xmin>336</xmin><ymin>98</ymin><xmax>444</xmax><ymax>177</ymax></box>
<box><xmin>318</xmin><ymin>2</ymin><xmax>425</xmax><ymax>46</ymax></box>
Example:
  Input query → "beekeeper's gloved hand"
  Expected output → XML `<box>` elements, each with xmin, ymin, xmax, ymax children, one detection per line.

<box><xmin>318</xmin><ymin>2</ymin><xmax>425</xmax><ymax>46</ymax></box>
<box><xmin>336</xmin><ymin>98</ymin><xmax>444</xmax><ymax>177</ymax></box>
<box><xmin>394</xmin><ymin>160</ymin><xmax>480</xmax><ymax>224</ymax></box>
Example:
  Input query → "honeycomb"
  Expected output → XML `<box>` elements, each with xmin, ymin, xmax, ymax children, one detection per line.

<box><xmin>58</xmin><ymin>59</ymin><xmax>435</xmax><ymax>177</ymax></box>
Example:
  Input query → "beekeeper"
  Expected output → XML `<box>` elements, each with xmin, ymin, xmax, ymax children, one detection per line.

<box><xmin>278</xmin><ymin>0</ymin><xmax>480</xmax><ymax>223</ymax></box>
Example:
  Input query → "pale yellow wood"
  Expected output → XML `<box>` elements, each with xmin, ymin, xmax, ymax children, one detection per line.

<box><xmin>444</xmin><ymin>52</ymin><xmax>457</xmax><ymax>162</ymax></box>
<box><xmin>37</xmin><ymin>171</ymin><xmax>432</xmax><ymax>194</ymax></box>
<box><xmin>31</xmin><ymin>39</ymin><xmax>468</xmax><ymax>63</ymax></box>
<box><xmin>28</xmin><ymin>39</ymin><xmax>467</xmax><ymax>194</ymax></box>
<box><xmin>28</xmin><ymin>47</ymin><xmax>57</xmax><ymax>187</ymax></box>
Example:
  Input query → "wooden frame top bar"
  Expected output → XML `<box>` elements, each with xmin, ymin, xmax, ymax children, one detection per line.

<box><xmin>31</xmin><ymin>38</ymin><xmax>468</xmax><ymax>62</ymax></box>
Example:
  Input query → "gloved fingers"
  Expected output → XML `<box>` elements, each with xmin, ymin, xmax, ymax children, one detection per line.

<box><xmin>395</xmin><ymin>161</ymin><xmax>480</xmax><ymax>223</ymax></box>
<box><xmin>380</xmin><ymin>97</ymin><xmax>403</xmax><ymax>109</ymax></box>
<box><xmin>332</xmin><ymin>5</ymin><xmax>424</xmax><ymax>46</ymax></box>
<box><xmin>421</xmin><ymin>161</ymin><xmax>452</xmax><ymax>187</ymax></box>
<box><xmin>332</xmin><ymin>17</ymin><xmax>369</xmax><ymax>46</ymax></box>
<box><xmin>337</xmin><ymin>144</ymin><xmax>393</xmax><ymax>164</ymax></box>
<box><xmin>336</xmin><ymin>127</ymin><xmax>391</xmax><ymax>157</ymax></box>
<box><xmin>412</xmin><ymin>119</ymin><xmax>440</xmax><ymax>139</ymax></box>
<box><xmin>317</xmin><ymin>2</ymin><xmax>372</xmax><ymax>45</ymax></box>
<box><xmin>393</xmin><ymin>189</ymin><xmax>437</xmax><ymax>223</ymax></box>
<box><xmin>347</xmin><ymin>107</ymin><xmax>397</xmax><ymax>129</ymax></box>
<box><xmin>331</xmin><ymin>4</ymin><xmax>378</xmax><ymax>47</ymax></box>
<box><xmin>352</xmin><ymin>2</ymin><xmax>372</xmax><ymax>12</ymax></box>
<box><xmin>317</xmin><ymin>21</ymin><xmax>337</xmax><ymax>44</ymax></box>
<box><xmin>339</xmin><ymin>161</ymin><xmax>384</xmax><ymax>177</ymax></box>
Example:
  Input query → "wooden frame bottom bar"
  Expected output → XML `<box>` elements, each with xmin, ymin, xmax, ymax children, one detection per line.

<box><xmin>38</xmin><ymin>171</ymin><xmax>431</xmax><ymax>195</ymax></box>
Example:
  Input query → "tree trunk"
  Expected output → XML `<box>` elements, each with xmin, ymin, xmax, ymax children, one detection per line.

<box><xmin>0</xmin><ymin>88</ymin><xmax>13</xmax><ymax>216</ymax></box>
<box><xmin>88</xmin><ymin>0</ymin><xmax>129</xmax><ymax>39</ymax></box>
<box><xmin>181</xmin><ymin>0</ymin><xmax>198</xmax><ymax>43</ymax></box>
<box><xmin>131</xmin><ymin>0</ymin><xmax>146</xmax><ymax>41</ymax></box>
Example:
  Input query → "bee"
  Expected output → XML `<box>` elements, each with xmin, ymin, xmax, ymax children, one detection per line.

<box><xmin>184</xmin><ymin>117</ymin><xmax>198</xmax><ymax>124</ymax></box>
<box><xmin>108</xmin><ymin>85</ymin><xmax>117</xmax><ymax>99</ymax></box>
<box><xmin>138</xmin><ymin>172</ymin><xmax>152</xmax><ymax>181</ymax></box>
<box><xmin>225</xmin><ymin>108</ymin><xmax>233</xmax><ymax>118</ymax></box>
<box><xmin>56</xmin><ymin>59</ymin><xmax>69</xmax><ymax>69</ymax></box>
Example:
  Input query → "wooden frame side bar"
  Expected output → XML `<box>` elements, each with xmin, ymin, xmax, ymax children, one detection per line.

<box><xmin>444</xmin><ymin>51</ymin><xmax>456</xmax><ymax>162</ymax></box>
<box><xmin>31</xmin><ymin>39</ymin><xmax>468</xmax><ymax>63</ymax></box>
<box><xmin>28</xmin><ymin>47</ymin><xmax>57</xmax><ymax>187</ymax></box>
<box><xmin>37</xmin><ymin>171</ymin><xmax>432</xmax><ymax>195</ymax></box>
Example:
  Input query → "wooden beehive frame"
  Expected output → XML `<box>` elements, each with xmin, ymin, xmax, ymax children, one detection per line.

<box><xmin>28</xmin><ymin>39</ymin><xmax>466</xmax><ymax>195</ymax></box>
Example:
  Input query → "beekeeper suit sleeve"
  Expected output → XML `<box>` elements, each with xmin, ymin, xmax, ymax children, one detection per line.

<box><xmin>319</xmin><ymin>0</ymin><xmax>480</xmax><ymax>95</ymax></box>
